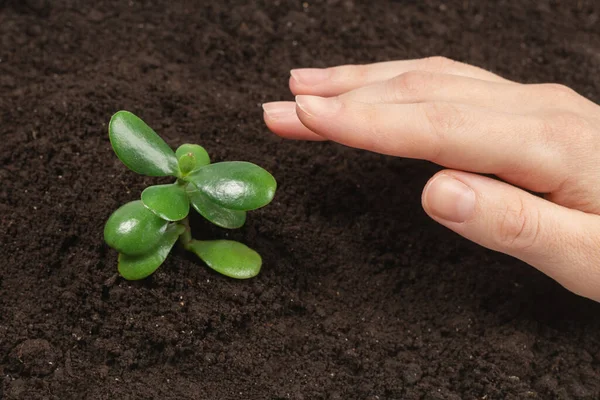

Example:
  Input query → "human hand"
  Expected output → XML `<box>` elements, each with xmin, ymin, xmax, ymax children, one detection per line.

<box><xmin>262</xmin><ymin>56</ymin><xmax>600</xmax><ymax>302</ymax></box>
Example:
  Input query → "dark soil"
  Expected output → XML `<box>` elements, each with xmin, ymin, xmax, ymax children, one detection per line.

<box><xmin>2</xmin><ymin>0</ymin><xmax>600</xmax><ymax>399</ymax></box>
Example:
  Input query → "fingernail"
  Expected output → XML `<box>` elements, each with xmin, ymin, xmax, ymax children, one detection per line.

<box><xmin>262</xmin><ymin>102</ymin><xmax>295</xmax><ymax>120</ymax></box>
<box><xmin>295</xmin><ymin>95</ymin><xmax>341</xmax><ymax>117</ymax></box>
<box><xmin>290</xmin><ymin>68</ymin><xmax>330</xmax><ymax>86</ymax></box>
<box><xmin>424</xmin><ymin>174</ymin><xmax>476</xmax><ymax>223</ymax></box>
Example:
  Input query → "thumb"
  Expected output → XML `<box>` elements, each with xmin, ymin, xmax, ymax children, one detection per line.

<box><xmin>422</xmin><ymin>170</ymin><xmax>600</xmax><ymax>302</ymax></box>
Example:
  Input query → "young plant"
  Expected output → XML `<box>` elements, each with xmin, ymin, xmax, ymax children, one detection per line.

<box><xmin>103</xmin><ymin>111</ymin><xmax>277</xmax><ymax>280</ymax></box>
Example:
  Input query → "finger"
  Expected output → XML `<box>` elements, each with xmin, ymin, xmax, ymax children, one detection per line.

<box><xmin>262</xmin><ymin>101</ymin><xmax>325</xmax><ymax>141</ymax></box>
<box><xmin>294</xmin><ymin>95</ymin><xmax>565</xmax><ymax>193</ymax></box>
<box><xmin>422</xmin><ymin>170</ymin><xmax>600</xmax><ymax>302</ymax></box>
<box><xmin>340</xmin><ymin>72</ymin><xmax>597</xmax><ymax>115</ymax></box>
<box><xmin>290</xmin><ymin>56</ymin><xmax>512</xmax><ymax>97</ymax></box>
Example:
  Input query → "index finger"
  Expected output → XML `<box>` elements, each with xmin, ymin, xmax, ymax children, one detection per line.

<box><xmin>293</xmin><ymin>95</ymin><xmax>565</xmax><ymax>194</ymax></box>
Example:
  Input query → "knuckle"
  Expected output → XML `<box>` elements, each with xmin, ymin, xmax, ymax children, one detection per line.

<box><xmin>537</xmin><ymin>116</ymin><xmax>560</xmax><ymax>142</ymax></box>
<box><xmin>539</xmin><ymin>83</ymin><xmax>578</xmax><ymax>99</ymax></box>
<box><xmin>390</xmin><ymin>71</ymin><xmax>430</xmax><ymax>99</ymax></box>
<box><xmin>336</xmin><ymin>64</ymin><xmax>369</xmax><ymax>84</ymax></box>
<box><xmin>495</xmin><ymin>199</ymin><xmax>542</xmax><ymax>251</ymax></box>
<box><xmin>534</xmin><ymin>112</ymin><xmax>594</xmax><ymax>189</ymax></box>
<box><xmin>423</xmin><ymin>56</ymin><xmax>456</xmax><ymax>72</ymax></box>
<box><xmin>422</xmin><ymin>102</ymin><xmax>469</xmax><ymax>134</ymax></box>
<box><xmin>419</xmin><ymin>102</ymin><xmax>468</xmax><ymax>161</ymax></box>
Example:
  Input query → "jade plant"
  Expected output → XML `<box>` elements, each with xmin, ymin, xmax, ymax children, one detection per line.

<box><xmin>103</xmin><ymin>111</ymin><xmax>276</xmax><ymax>280</ymax></box>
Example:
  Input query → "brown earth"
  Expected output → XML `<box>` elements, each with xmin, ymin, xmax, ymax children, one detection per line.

<box><xmin>2</xmin><ymin>0</ymin><xmax>600</xmax><ymax>399</ymax></box>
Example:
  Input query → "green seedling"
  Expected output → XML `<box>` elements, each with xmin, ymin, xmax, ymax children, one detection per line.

<box><xmin>103</xmin><ymin>111</ymin><xmax>277</xmax><ymax>280</ymax></box>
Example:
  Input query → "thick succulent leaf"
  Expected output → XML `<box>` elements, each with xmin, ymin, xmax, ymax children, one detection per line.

<box><xmin>109</xmin><ymin>111</ymin><xmax>178</xmax><ymax>176</ymax></box>
<box><xmin>176</xmin><ymin>144</ymin><xmax>210</xmax><ymax>172</ymax></box>
<box><xmin>141</xmin><ymin>183</ymin><xmax>190</xmax><ymax>221</ymax></box>
<box><xmin>187</xmin><ymin>184</ymin><xmax>246</xmax><ymax>229</ymax></box>
<box><xmin>186</xmin><ymin>161</ymin><xmax>276</xmax><ymax>211</ymax></box>
<box><xmin>178</xmin><ymin>153</ymin><xmax>197</xmax><ymax>175</ymax></box>
<box><xmin>104</xmin><ymin>200</ymin><xmax>168</xmax><ymax>256</ymax></box>
<box><xmin>118</xmin><ymin>224</ymin><xmax>184</xmax><ymax>280</ymax></box>
<box><xmin>187</xmin><ymin>240</ymin><xmax>262</xmax><ymax>279</ymax></box>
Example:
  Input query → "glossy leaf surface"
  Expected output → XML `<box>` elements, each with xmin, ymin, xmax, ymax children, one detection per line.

<box><xmin>118</xmin><ymin>224</ymin><xmax>184</xmax><ymax>280</ymax></box>
<box><xmin>141</xmin><ymin>183</ymin><xmax>190</xmax><ymax>221</ymax></box>
<box><xmin>109</xmin><ymin>111</ymin><xmax>178</xmax><ymax>176</ymax></box>
<box><xmin>178</xmin><ymin>153</ymin><xmax>196</xmax><ymax>175</ymax></box>
<box><xmin>175</xmin><ymin>144</ymin><xmax>210</xmax><ymax>171</ymax></box>
<box><xmin>104</xmin><ymin>200</ymin><xmax>168</xmax><ymax>255</ymax></box>
<box><xmin>187</xmin><ymin>240</ymin><xmax>261</xmax><ymax>279</ymax></box>
<box><xmin>187</xmin><ymin>184</ymin><xmax>246</xmax><ymax>229</ymax></box>
<box><xmin>186</xmin><ymin>161</ymin><xmax>276</xmax><ymax>211</ymax></box>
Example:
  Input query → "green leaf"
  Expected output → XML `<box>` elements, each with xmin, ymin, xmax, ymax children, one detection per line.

<box><xmin>176</xmin><ymin>144</ymin><xmax>210</xmax><ymax>172</ymax></box>
<box><xmin>118</xmin><ymin>224</ymin><xmax>184</xmax><ymax>280</ymax></box>
<box><xmin>109</xmin><ymin>111</ymin><xmax>178</xmax><ymax>176</ymax></box>
<box><xmin>185</xmin><ymin>161</ymin><xmax>276</xmax><ymax>211</ymax></box>
<box><xmin>187</xmin><ymin>184</ymin><xmax>246</xmax><ymax>229</ymax></box>
<box><xmin>104</xmin><ymin>200</ymin><xmax>169</xmax><ymax>256</ymax></box>
<box><xmin>141</xmin><ymin>183</ymin><xmax>190</xmax><ymax>221</ymax></box>
<box><xmin>178</xmin><ymin>153</ymin><xmax>196</xmax><ymax>175</ymax></box>
<box><xmin>187</xmin><ymin>240</ymin><xmax>262</xmax><ymax>279</ymax></box>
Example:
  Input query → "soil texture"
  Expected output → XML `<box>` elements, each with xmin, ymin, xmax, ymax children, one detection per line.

<box><xmin>2</xmin><ymin>0</ymin><xmax>600</xmax><ymax>399</ymax></box>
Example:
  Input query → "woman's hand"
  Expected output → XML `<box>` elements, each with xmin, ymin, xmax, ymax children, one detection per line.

<box><xmin>262</xmin><ymin>56</ymin><xmax>600</xmax><ymax>302</ymax></box>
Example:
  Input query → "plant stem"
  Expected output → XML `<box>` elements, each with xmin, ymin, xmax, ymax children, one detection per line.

<box><xmin>177</xmin><ymin>217</ymin><xmax>193</xmax><ymax>250</ymax></box>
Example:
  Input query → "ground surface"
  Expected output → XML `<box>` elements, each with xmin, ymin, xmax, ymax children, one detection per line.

<box><xmin>2</xmin><ymin>0</ymin><xmax>600</xmax><ymax>399</ymax></box>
